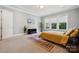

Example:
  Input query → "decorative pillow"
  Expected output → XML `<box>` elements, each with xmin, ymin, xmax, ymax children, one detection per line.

<box><xmin>70</xmin><ymin>29</ymin><xmax>79</xmax><ymax>37</ymax></box>
<box><xmin>64</xmin><ymin>29</ymin><xmax>75</xmax><ymax>36</ymax></box>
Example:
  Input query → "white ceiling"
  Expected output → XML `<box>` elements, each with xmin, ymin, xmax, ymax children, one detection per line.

<box><xmin>4</xmin><ymin>5</ymin><xmax>79</xmax><ymax>17</ymax></box>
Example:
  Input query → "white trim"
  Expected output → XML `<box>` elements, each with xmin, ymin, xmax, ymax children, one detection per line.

<box><xmin>0</xmin><ymin>5</ymin><xmax>40</xmax><ymax>17</ymax></box>
<box><xmin>2</xmin><ymin>33</ymin><xmax>24</xmax><ymax>39</ymax></box>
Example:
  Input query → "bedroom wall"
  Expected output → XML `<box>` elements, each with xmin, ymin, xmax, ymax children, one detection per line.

<box><xmin>77</xmin><ymin>8</ymin><xmax>79</xmax><ymax>27</ymax></box>
<box><xmin>41</xmin><ymin>8</ymin><xmax>79</xmax><ymax>32</ymax></box>
<box><xmin>0</xmin><ymin>6</ymin><xmax>41</xmax><ymax>36</ymax></box>
<box><xmin>13</xmin><ymin>12</ymin><xmax>41</xmax><ymax>34</ymax></box>
<box><xmin>13</xmin><ymin>11</ymin><xmax>41</xmax><ymax>34</ymax></box>
<box><xmin>13</xmin><ymin>11</ymin><xmax>27</xmax><ymax>34</ymax></box>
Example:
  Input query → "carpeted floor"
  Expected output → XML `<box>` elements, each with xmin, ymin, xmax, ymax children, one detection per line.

<box><xmin>0</xmin><ymin>34</ymin><xmax>68</xmax><ymax>53</ymax></box>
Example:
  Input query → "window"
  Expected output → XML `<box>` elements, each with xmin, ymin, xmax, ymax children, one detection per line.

<box><xmin>46</xmin><ymin>23</ymin><xmax>50</xmax><ymax>29</ymax></box>
<box><xmin>51</xmin><ymin>23</ymin><xmax>57</xmax><ymax>29</ymax></box>
<box><xmin>44</xmin><ymin>15</ymin><xmax>68</xmax><ymax>30</ymax></box>
<box><xmin>59</xmin><ymin>22</ymin><xmax>67</xmax><ymax>29</ymax></box>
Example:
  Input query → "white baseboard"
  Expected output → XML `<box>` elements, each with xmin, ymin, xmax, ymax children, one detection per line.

<box><xmin>2</xmin><ymin>32</ymin><xmax>40</xmax><ymax>39</ymax></box>
<box><xmin>13</xmin><ymin>33</ymin><xmax>25</xmax><ymax>37</ymax></box>
<box><xmin>2</xmin><ymin>33</ymin><xmax>24</xmax><ymax>39</ymax></box>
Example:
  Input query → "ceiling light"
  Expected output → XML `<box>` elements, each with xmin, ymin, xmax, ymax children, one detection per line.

<box><xmin>39</xmin><ymin>5</ymin><xmax>44</xmax><ymax>9</ymax></box>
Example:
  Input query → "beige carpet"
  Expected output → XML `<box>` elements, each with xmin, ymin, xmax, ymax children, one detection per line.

<box><xmin>0</xmin><ymin>35</ymin><xmax>68</xmax><ymax>53</ymax></box>
<box><xmin>33</xmin><ymin>38</ymin><xmax>55</xmax><ymax>52</ymax></box>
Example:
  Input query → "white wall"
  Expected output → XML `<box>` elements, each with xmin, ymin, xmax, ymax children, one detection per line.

<box><xmin>42</xmin><ymin>8</ymin><xmax>79</xmax><ymax>32</ymax></box>
<box><xmin>13</xmin><ymin>12</ymin><xmax>41</xmax><ymax>34</ymax></box>
<box><xmin>13</xmin><ymin>11</ymin><xmax>27</xmax><ymax>34</ymax></box>
<box><xmin>0</xmin><ymin>6</ymin><xmax>41</xmax><ymax>38</ymax></box>
<box><xmin>77</xmin><ymin>8</ymin><xmax>79</xmax><ymax>27</ymax></box>
<box><xmin>2</xmin><ymin>9</ymin><xmax>13</xmax><ymax>39</ymax></box>
<box><xmin>13</xmin><ymin>11</ymin><xmax>41</xmax><ymax>34</ymax></box>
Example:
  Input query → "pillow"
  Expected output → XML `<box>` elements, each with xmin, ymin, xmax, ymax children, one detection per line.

<box><xmin>64</xmin><ymin>29</ymin><xmax>75</xmax><ymax>36</ymax></box>
<box><xmin>70</xmin><ymin>29</ymin><xmax>79</xmax><ymax>37</ymax></box>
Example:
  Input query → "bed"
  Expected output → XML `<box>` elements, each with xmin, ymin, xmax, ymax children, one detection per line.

<box><xmin>39</xmin><ymin>31</ymin><xmax>69</xmax><ymax>46</ymax></box>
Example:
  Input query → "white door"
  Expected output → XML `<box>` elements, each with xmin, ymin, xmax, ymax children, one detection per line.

<box><xmin>2</xmin><ymin>9</ymin><xmax>13</xmax><ymax>39</ymax></box>
<box><xmin>0</xmin><ymin>9</ymin><xmax>1</xmax><ymax>40</ymax></box>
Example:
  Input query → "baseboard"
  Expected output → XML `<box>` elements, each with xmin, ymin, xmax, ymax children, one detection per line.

<box><xmin>13</xmin><ymin>33</ymin><xmax>25</xmax><ymax>37</ymax></box>
<box><xmin>2</xmin><ymin>33</ymin><xmax>25</xmax><ymax>39</ymax></box>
